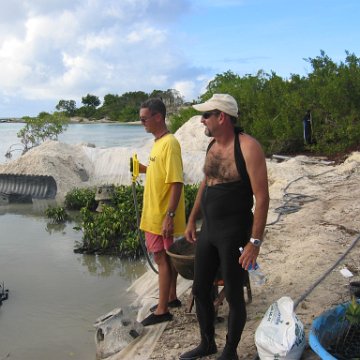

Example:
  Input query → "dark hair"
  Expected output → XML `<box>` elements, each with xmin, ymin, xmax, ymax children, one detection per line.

<box><xmin>140</xmin><ymin>98</ymin><xmax>166</xmax><ymax>119</ymax></box>
<box><xmin>229</xmin><ymin>115</ymin><xmax>238</xmax><ymax>125</ymax></box>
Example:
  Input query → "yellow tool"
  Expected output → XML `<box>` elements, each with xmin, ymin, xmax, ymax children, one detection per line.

<box><xmin>130</xmin><ymin>154</ymin><xmax>139</xmax><ymax>183</ymax></box>
<box><xmin>130</xmin><ymin>154</ymin><xmax>158</xmax><ymax>274</ymax></box>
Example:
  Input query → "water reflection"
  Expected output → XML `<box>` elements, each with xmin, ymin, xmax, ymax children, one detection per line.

<box><xmin>79</xmin><ymin>254</ymin><xmax>147</xmax><ymax>282</ymax></box>
<box><xmin>45</xmin><ymin>222</ymin><xmax>67</xmax><ymax>234</ymax></box>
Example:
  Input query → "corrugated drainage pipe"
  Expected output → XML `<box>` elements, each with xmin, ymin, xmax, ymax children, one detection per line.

<box><xmin>0</xmin><ymin>173</ymin><xmax>57</xmax><ymax>200</ymax></box>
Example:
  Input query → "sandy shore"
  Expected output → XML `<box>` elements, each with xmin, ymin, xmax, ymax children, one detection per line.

<box><xmin>145</xmin><ymin>152</ymin><xmax>360</xmax><ymax>360</ymax></box>
<box><xmin>69</xmin><ymin>117</ymin><xmax>142</xmax><ymax>124</ymax></box>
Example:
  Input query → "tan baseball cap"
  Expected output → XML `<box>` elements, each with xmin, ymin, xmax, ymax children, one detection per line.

<box><xmin>193</xmin><ymin>94</ymin><xmax>238</xmax><ymax>117</ymax></box>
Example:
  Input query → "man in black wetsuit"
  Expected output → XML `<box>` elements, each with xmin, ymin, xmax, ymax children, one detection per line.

<box><xmin>180</xmin><ymin>94</ymin><xmax>269</xmax><ymax>360</ymax></box>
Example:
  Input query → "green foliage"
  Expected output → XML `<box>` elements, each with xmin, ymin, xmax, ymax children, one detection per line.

<box><xmin>149</xmin><ymin>89</ymin><xmax>184</xmax><ymax>115</ymax></box>
<box><xmin>191</xmin><ymin>51</ymin><xmax>360</xmax><ymax>156</ymax></box>
<box><xmin>117</xmin><ymin>91</ymin><xmax>149</xmax><ymax>122</ymax></box>
<box><xmin>345</xmin><ymin>297</ymin><xmax>360</xmax><ymax>326</ymax></box>
<box><xmin>64</xmin><ymin>187</ymin><xmax>97</xmax><ymax>210</ymax></box>
<box><xmin>168</xmin><ymin>106</ymin><xmax>198</xmax><ymax>133</ymax></box>
<box><xmin>55</xmin><ymin>89</ymin><xmax>184</xmax><ymax>122</ymax></box>
<box><xmin>55</xmin><ymin>99</ymin><xmax>77</xmax><ymax>116</ymax></box>
<box><xmin>17</xmin><ymin>112</ymin><xmax>70</xmax><ymax>152</ymax></box>
<box><xmin>184</xmin><ymin>184</ymin><xmax>199</xmax><ymax>221</ymax></box>
<box><xmin>82</xmin><ymin>94</ymin><xmax>101</xmax><ymax>108</ymax></box>
<box><xmin>79</xmin><ymin>205</ymin><xmax>135</xmax><ymax>255</ymax></box>
<box><xmin>332</xmin><ymin>297</ymin><xmax>360</xmax><ymax>358</ymax></box>
<box><xmin>74</xmin><ymin>94</ymin><xmax>101</xmax><ymax>118</ymax></box>
<box><xmin>76</xmin><ymin>184</ymin><xmax>143</xmax><ymax>256</ymax></box>
<box><xmin>71</xmin><ymin>183</ymin><xmax>198</xmax><ymax>257</ymax></box>
<box><xmin>45</xmin><ymin>206</ymin><xmax>70</xmax><ymax>223</ymax></box>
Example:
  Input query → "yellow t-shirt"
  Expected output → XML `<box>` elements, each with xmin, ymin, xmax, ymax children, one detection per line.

<box><xmin>140</xmin><ymin>134</ymin><xmax>186</xmax><ymax>236</ymax></box>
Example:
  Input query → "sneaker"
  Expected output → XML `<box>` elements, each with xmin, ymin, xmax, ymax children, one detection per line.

<box><xmin>141</xmin><ymin>312</ymin><xmax>173</xmax><ymax>326</ymax></box>
<box><xmin>150</xmin><ymin>298</ymin><xmax>182</xmax><ymax>312</ymax></box>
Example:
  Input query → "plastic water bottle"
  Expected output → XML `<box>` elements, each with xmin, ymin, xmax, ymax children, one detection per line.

<box><xmin>239</xmin><ymin>247</ymin><xmax>266</xmax><ymax>286</ymax></box>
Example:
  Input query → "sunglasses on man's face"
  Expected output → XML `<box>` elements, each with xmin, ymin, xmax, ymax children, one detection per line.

<box><xmin>202</xmin><ymin>111</ymin><xmax>220</xmax><ymax>119</ymax></box>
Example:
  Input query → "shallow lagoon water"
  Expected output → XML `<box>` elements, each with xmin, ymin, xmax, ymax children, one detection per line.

<box><xmin>0</xmin><ymin>204</ymin><xmax>147</xmax><ymax>360</ymax></box>
<box><xmin>0</xmin><ymin>123</ymin><xmax>151</xmax><ymax>359</ymax></box>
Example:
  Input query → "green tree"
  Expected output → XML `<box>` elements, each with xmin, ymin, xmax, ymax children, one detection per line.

<box><xmin>187</xmin><ymin>51</ymin><xmax>360</xmax><ymax>156</ymax></box>
<box><xmin>17</xmin><ymin>112</ymin><xmax>69</xmax><ymax>152</ymax></box>
<box><xmin>168</xmin><ymin>106</ymin><xmax>197</xmax><ymax>133</ymax></box>
<box><xmin>76</xmin><ymin>94</ymin><xmax>101</xmax><ymax>118</ymax></box>
<box><xmin>82</xmin><ymin>94</ymin><xmax>101</xmax><ymax>108</ymax></box>
<box><xmin>117</xmin><ymin>91</ymin><xmax>148</xmax><ymax>122</ymax></box>
<box><xmin>149</xmin><ymin>88</ymin><xmax>184</xmax><ymax>115</ymax></box>
<box><xmin>55</xmin><ymin>100</ymin><xmax>77</xmax><ymax>116</ymax></box>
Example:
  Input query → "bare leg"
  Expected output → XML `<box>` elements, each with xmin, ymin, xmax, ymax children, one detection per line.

<box><xmin>168</xmin><ymin>262</ymin><xmax>178</xmax><ymax>302</ymax></box>
<box><xmin>153</xmin><ymin>250</ymin><xmax>171</xmax><ymax>315</ymax></box>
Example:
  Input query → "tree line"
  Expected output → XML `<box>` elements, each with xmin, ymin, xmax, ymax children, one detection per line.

<box><xmin>23</xmin><ymin>50</ymin><xmax>360</xmax><ymax>157</ymax></box>
<box><xmin>172</xmin><ymin>50</ymin><xmax>360</xmax><ymax>157</ymax></box>
<box><xmin>55</xmin><ymin>89</ymin><xmax>185</xmax><ymax>122</ymax></box>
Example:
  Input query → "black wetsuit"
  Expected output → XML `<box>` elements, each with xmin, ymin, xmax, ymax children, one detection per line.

<box><xmin>192</xmin><ymin>128</ymin><xmax>254</xmax><ymax>351</ymax></box>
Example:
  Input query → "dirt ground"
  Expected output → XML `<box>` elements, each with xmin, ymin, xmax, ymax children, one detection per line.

<box><xmin>147</xmin><ymin>152</ymin><xmax>360</xmax><ymax>360</ymax></box>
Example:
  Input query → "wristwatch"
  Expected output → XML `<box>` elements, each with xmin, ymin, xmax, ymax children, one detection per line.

<box><xmin>250</xmin><ymin>237</ymin><xmax>262</xmax><ymax>247</ymax></box>
<box><xmin>167</xmin><ymin>211</ymin><xmax>175</xmax><ymax>218</ymax></box>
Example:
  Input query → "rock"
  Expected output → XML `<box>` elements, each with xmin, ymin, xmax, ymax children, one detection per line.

<box><xmin>94</xmin><ymin>307</ymin><xmax>144</xmax><ymax>359</ymax></box>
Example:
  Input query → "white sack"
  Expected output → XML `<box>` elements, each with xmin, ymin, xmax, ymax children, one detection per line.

<box><xmin>255</xmin><ymin>296</ymin><xmax>306</xmax><ymax>360</ymax></box>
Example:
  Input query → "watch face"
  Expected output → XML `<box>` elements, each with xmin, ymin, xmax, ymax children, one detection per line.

<box><xmin>251</xmin><ymin>238</ymin><xmax>261</xmax><ymax>246</ymax></box>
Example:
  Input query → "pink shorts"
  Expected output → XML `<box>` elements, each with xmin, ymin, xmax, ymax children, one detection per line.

<box><xmin>145</xmin><ymin>232</ymin><xmax>174</xmax><ymax>253</ymax></box>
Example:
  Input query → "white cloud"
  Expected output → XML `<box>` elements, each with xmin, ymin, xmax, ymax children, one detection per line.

<box><xmin>126</xmin><ymin>26</ymin><xmax>167</xmax><ymax>45</ymax></box>
<box><xmin>173</xmin><ymin>81</ymin><xmax>196</xmax><ymax>101</ymax></box>
<box><xmin>0</xmin><ymin>0</ymin><xmax>206</xmax><ymax>116</ymax></box>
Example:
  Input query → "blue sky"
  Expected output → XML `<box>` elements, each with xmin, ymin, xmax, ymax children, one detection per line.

<box><xmin>0</xmin><ymin>0</ymin><xmax>359</xmax><ymax>117</ymax></box>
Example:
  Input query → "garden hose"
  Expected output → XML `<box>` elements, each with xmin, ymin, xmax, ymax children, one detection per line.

<box><xmin>130</xmin><ymin>154</ymin><xmax>158</xmax><ymax>274</ymax></box>
<box><xmin>266</xmin><ymin>169</ymin><xmax>333</xmax><ymax>227</ymax></box>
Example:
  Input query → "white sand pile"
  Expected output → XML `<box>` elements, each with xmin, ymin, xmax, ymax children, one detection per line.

<box><xmin>0</xmin><ymin>116</ymin><xmax>209</xmax><ymax>200</ymax></box>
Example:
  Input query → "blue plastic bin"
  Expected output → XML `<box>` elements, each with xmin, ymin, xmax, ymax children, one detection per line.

<box><xmin>309</xmin><ymin>300</ymin><xmax>360</xmax><ymax>359</ymax></box>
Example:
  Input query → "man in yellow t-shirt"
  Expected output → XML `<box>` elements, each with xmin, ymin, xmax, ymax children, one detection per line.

<box><xmin>138</xmin><ymin>98</ymin><xmax>186</xmax><ymax>326</ymax></box>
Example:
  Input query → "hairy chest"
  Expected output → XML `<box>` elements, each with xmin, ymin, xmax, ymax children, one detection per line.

<box><xmin>203</xmin><ymin>145</ymin><xmax>241</xmax><ymax>185</ymax></box>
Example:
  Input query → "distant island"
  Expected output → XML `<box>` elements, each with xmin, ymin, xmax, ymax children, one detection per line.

<box><xmin>0</xmin><ymin>118</ymin><xmax>24</xmax><ymax>123</ymax></box>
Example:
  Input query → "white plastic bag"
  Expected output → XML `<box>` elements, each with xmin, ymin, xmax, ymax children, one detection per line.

<box><xmin>255</xmin><ymin>296</ymin><xmax>306</xmax><ymax>360</ymax></box>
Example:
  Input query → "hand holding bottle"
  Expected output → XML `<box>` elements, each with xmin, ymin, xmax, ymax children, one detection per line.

<box><xmin>239</xmin><ymin>247</ymin><xmax>266</xmax><ymax>286</ymax></box>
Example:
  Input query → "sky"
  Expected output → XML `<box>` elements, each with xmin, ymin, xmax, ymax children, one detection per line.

<box><xmin>0</xmin><ymin>0</ymin><xmax>359</xmax><ymax>118</ymax></box>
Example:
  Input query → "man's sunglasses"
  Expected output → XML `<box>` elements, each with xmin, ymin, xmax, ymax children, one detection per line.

<box><xmin>202</xmin><ymin>111</ymin><xmax>221</xmax><ymax>119</ymax></box>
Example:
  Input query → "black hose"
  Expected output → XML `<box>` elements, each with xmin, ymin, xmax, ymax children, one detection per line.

<box><xmin>293</xmin><ymin>233</ymin><xmax>360</xmax><ymax>309</ymax></box>
<box><xmin>131</xmin><ymin>181</ymin><xmax>158</xmax><ymax>274</ymax></box>
<box><xmin>266</xmin><ymin>169</ymin><xmax>334</xmax><ymax>226</ymax></box>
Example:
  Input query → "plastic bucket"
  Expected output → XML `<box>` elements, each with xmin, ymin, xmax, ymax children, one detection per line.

<box><xmin>309</xmin><ymin>299</ymin><xmax>360</xmax><ymax>359</ymax></box>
